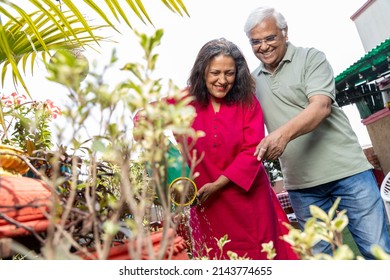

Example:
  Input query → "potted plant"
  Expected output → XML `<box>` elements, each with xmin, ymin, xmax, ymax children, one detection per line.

<box><xmin>2</xmin><ymin>28</ymin><xmax>195</xmax><ymax>260</ymax></box>
<box><xmin>0</xmin><ymin>1</ymin><xmax>192</xmax><ymax>260</ymax></box>
<box><xmin>0</xmin><ymin>91</ymin><xmax>62</xmax><ymax>176</ymax></box>
<box><xmin>0</xmin><ymin>0</ymin><xmax>189</xmax><ymax>150</ymax></box>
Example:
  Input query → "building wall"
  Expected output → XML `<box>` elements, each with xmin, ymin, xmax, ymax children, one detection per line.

<box><xmin>363</xmin><ymin>108</ymin><xmax>390</xmax><ymax>176</ymax></box>
<box><xmin>351</xmin><ymin>0</ymin><xmax>390</xmax><ymax>52</ymax></box>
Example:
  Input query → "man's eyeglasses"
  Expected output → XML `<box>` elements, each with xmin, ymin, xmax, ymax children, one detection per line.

<box><xmin>249</xmin><ymin>35</ymin><xmax>278</xmax><ymax>47</ymax></box>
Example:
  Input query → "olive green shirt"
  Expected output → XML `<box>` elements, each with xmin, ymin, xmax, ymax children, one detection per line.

<box><xmin>253</xmin><ymin>43</ymin><xmax>372</xmax><ymax>189</ymax></box>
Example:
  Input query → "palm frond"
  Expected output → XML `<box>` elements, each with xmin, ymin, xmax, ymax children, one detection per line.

<box><xmin>0</xmin><ymin>0</ymin><xmax>189</xmax><ymax>92</ymax></box>
<box><xmin>161</xmin><ymin>0</ymin><xmax>190</xmax><ymax>17</ymax></box>
<box><xmin>0</xmin><ymin>23</ymin><xmax>28</xmax><ymax>91</ymax></box>
<box><xmin>0</xmin><ymin>8</ymin><xmax>108</xmax><ymax>94</ymax></box>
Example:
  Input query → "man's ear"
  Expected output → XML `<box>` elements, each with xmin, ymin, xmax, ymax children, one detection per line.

<box><xmin>282</xmin><ymin>26</ymin><xmax>288</xmax><ymax>40</ymax></box>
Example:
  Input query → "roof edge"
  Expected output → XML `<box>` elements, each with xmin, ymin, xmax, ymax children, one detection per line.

<box><xmin>335</xmin><ymin>37</ymin><xmax>390</xmax><ymax>85</ymax></box>
<box><xmin>351</xmin><ymin>0</ymin><xmax>376</xmax><ymax>20</ymax></box>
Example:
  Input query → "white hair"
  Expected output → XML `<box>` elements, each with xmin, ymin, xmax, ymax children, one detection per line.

<box><xmin>244</xmin><ymin>6</ymin><xmax>288</xmax><ymax>37</ymax></box>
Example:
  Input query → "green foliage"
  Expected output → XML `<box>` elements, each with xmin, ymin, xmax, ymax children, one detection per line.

<box><xmin>261</xmin><ymin>241</ymin><xmax>276</xmax><ymax>260</ymax></box>
<box><xmin>371</xmin><ymin>244</ymin><xmax>390</xmax><ymax>260</ymax></box>
<box><xmin>125</xmin><ymin>28</ymin><xmax>197</xmax><ymax>208</ymax></box>
<box><xmin>192</xmin><ymin>234</ymin><xmax>251</xmax><ymax>260</ymax></box>
<box><xmin>1</xmin><ymin>92</ymin><xmax>61</xmax><ymax>153</ymax></box>
<box><xmin>261</xmin><ymin>197</ymin><xmax>390</xmax><ymax>260</ymax></box>
<box><xmin>280</xmin><ymin>197</ymin><xmax>356</xmax><ymax>260</ymax></box>
<box><xmin>0</xmin><ymin>6</ymin><xmax>105</xmax><ymax>95</ymax></box>
<box><xmin>25</xmin><ymin>28</ymin><xmax>197</xmax><ymax>259</ymax></box>
<box><xmin>0</xmin><ymin>0</ymin><xmax>196</xmax><ymax>261</ymax></box>
<box><xmin>46</xmin><ymin>49</ymin><xmax>90</xmax><ymax>91</ymax></box>
<box><xmin>0</xmin><ymin>0</ymin><xmax>189</xmax><ymax>93</ymax></box>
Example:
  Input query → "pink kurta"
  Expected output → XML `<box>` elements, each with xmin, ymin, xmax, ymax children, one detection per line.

<box><xmin>188</xmin><ymin>95</ymin><xmax>298</xmax><ymax>260</ymax></box>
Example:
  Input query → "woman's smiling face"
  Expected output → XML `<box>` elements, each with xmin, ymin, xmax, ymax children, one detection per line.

<box><xmin>204</xmin><ymin>54</ymin><xmax>236</xmax><ymax>102</ymax></box>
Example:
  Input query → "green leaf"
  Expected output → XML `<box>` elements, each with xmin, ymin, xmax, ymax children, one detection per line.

<box><xmin>132</xmin><ymin>0</ymin><xmax>153</xmax><ymax>25</ymax></box>
<box><xmin>161</xmin><ymin>0</ymin><xmax>190</xmax><ymax>17</ymax></box>
<box><xmin>371</xmin><ymin>245</ymin><xmax>390</xmax><ymax>260</ymax></box>
<box><xmin>309</xmin><ymin>204</ymin><xmax>330</xmax><ymax>223</ymax></box>
<box><xmin>328</xmin><ymin>197</ymin><xmax>341</xmax><ymax>220</ymax></box>
<box><xmin>81</xmin><ymin>0</ymin><xmax>117</xmax><ymax>29</ymax></box>
<box><xmin>332</xmin><ymin>210</ymin><xmax>349</xmax><ymax>233</ymax></box>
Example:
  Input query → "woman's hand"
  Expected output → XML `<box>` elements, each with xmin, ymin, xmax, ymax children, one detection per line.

<box><xmin>196</xmin><ymin>175</ymin><xmax>229</xmax><ymax>205</ymax></box>
<box><xmin>197</xmin><ymin>182</ymin><xmax>219</xmax><ymax>204</ymax></box>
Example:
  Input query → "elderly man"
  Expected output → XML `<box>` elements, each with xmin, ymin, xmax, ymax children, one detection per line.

<box><xmin>244</xmin><ymin>6</ymin><xmax>390</xmax><ymax>259</ymax></box>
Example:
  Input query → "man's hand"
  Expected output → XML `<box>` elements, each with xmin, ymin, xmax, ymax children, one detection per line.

<box><xmin>254</xmin><ymin>95</ymin><xmax>332</xmax><ymax>161</ymax></box>
<box><xmin>254</xmin><ymin>130</ymin><xmax>288</xmax><ymax>161</ymax></box>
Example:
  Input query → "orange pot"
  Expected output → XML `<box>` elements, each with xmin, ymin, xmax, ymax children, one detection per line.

<box><xmin>80</xmin><ymin>228</ymin><xmax>190</xmax><ymax>260</ymax></box>
<box><xmin>0</xmin><ymin>176</ymin><xmax>51</xmax><ymax>237</ymax></box>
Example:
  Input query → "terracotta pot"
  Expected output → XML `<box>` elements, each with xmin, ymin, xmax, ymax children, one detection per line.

<box><xmin>0</xmin><ymin>176</ymin><xmax>51</xmax><ymax>237</ymax></box>
<box><xmin>0</xmin><ymin>144</ymin><xmax>30</xmax><ymax>176</ymax></box>
<box><xmin>80</xmin><ymin>228</ymin><xmax>190</xmax><ymax>260</ymax></box>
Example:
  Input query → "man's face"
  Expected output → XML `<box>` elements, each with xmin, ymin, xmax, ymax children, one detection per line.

<box><xmin>248</xmin><ymin>17</ymin><xmax>288</xmax><ymax>73</ymax></box>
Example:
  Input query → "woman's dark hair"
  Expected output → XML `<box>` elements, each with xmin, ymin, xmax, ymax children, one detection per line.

<box><xmin>187</xmin><ymin>38</ymin><xmax>255</xmax><ymax>107</ymax></box>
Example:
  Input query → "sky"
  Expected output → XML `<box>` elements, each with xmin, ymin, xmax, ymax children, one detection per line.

<box><xmin>3</xmin><ymin>0</ymin><xmax>373</xmax><ymax>146</ymax></box>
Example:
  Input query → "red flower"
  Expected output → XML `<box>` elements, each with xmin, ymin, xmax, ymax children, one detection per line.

<box><xmin>1</xmin><ymin>92</ymin><xmax>27</xmax><ymax>107</ymax></box>
<box><xmin>44</xmin><ymin>99</ymin><xmax>62</xmax><ymax>119</ymax></box>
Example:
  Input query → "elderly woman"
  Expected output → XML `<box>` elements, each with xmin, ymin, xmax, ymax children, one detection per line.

<box><xmin>182</xmin><ymin>38</ymin><xmax>298</xmax><ymax>260</ymax></box>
